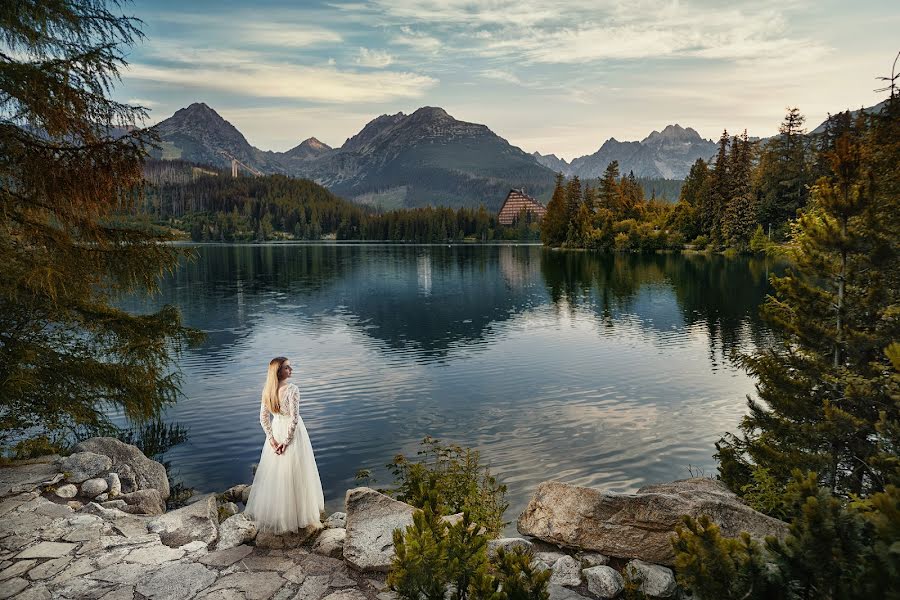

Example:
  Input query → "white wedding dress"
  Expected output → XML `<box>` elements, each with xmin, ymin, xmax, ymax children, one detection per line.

<box><xmin>245</xmin><ymin>382</ymin><xmax>324</xmax><ymax>533</ymax></box>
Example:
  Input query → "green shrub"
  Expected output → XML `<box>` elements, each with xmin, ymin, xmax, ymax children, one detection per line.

<box><xmin>389</xmin><ymin>489</ymin><xmax>547</xmax><ymax>600</ymax></box>
<box><xmin>672</xmin><ymin>471</ymin><xmax>900</xmax><ymax>599</ymax></box>
<box><xmin>387</xmin><ymin>436</ymin><xmax>509</xmax><ymax>536</ymax></box>
<box><xmin>740</xmin><ymin>467</ymin><xmax>790</xmax><ymax>520</ymax></box>
<box><xmin>692</xmin><ymin>234</ymin><xmax>709</xmax><ymax>250</ymax></box>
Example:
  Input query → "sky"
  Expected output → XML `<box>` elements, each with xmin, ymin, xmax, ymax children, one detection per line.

<box><xmin>117</xmin><ymin>0</ymin><xmax>899</xmax><ymax>160</ymax></box>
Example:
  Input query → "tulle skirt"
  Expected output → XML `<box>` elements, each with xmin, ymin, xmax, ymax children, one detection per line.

<box><xmin>245</xmin><ymin>413</ymin><xmax>324</xmax><ymax>533</ymax></box>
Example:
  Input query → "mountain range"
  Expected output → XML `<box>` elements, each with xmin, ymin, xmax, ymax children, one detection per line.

<box><xmin>150</xmin><ymin>103</ymin><xmax>555</xmax><ymax>210</ymax></box>
<box><xmin>149</xmin><ymin>101</ymin><xmax>882</xmax><ymax>210</ymax></box>
<box><xmin>533</xmin><ymin>124</ymin><xmax>718</xmax><ymax>180</ymax></box>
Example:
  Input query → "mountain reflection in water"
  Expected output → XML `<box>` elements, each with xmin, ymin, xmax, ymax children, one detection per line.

<box><xmin>120</xmin><ymin>244</ymin><xmax>779</xmax><ymax>534</ymax></box>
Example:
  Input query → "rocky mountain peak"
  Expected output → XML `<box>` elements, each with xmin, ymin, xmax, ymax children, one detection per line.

<box><xmin>641</xmin><ymin>124</ymin><xmax>704</xmax><ymax>147</ymax></box>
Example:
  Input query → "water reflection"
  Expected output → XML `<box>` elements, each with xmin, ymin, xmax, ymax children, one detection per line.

<box><xmin>123</xmin><ymin>244</ymin><xmax>778</xmax><ymax>534</ymax></box>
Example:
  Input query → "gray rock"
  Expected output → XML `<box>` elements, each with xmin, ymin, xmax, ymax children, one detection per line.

<box><xmin>241</xmin><ymin>554</ymin><xmax>294</xmax><ymax>572</ymax></box>
<box><xmin>207</xmin><ymin>572</ymin><xmax>285</xmax><ymax>599</ymax></box>
<box><xmin>0</xmin><ymin>461</ymin><xmax>59</xmax><ymax>497</ymax></box>
<box><xmin>55</xmin><ymin>484</ymin><xmax>78</xmax><ymax>499</ymax></box>
<box><xmin>312</xmin><ymin>527</ymin><xmax>345</xmax><ymax>558</ymax></box>
<box><xmin>549</xmin><ymin>555</ymin><xmax>582</xmax><ymax>587</ymax></box>
<box><xmin>148</xmin><ymin>494</ymin><xmax>218</xmax><ymax>547</ymax></box>
<box><xmin>87</xmin><ymin>562</ymin><xmax>147</xmax><ymax>585</ymax></box>
<box><xmin>295</xmin><ymin>575</ymin><xmax>331</xmax><ymax>600</ymax></box>
<box><xmin>535</xmin><ymin>551</ymin><xmax>566</xmax><ymax>566</ymax></box>
<box><xmin>584</xmin><ymin>566</ymin><xmax>624</xmax><ymax>599</ymax></box>
<box><xmin>625</xmin><ymin>560</ymin><xmax>677</xmax><ymax>598</ymax></box>
<box><xmin>73</xmin><ymin>437</ymin><xmax>169</xmax><ymax>499</ymax></box>
<box><xmin>216</xmin><ymin>513</ymin><xmax>258</xmax><ymax>551</ymax></box>
<box><xmin>14</xmin><ymin>582</ymin><xmax>50</xmax><ymax>600</ymax></box>
<box><xmin>299</xmin><ymin>553</ymin><xmax>345</xmax><ymax>576</ymax></box>
<box><xmin>16</xmin><ymin>541</ymin><xmax>77</xmax><ymax>559</ymax></box>
<box><xmin>343</xmin><ymin>487</ymin><xmax>416</xmax><ymax>572</ymax></box>
<box><xmin>106</xmin><ymin>473</ymin><xmax>121</xmax><ymax>497</ymax></box>
<box><xmin>199</xmin><ymin>544</ymin><xmax>254</xmax><ymax>567</ymax></box>
<box><xmin>101</xmin><ymin>499</ymin><xmax>128</xmax><ymax>511</ymax></box>
<box><xmin>577</xmin><ymin>551</ymin><xmax>609</xmax><ymax>567</ymax></box>
<box><xmin>125</xmin><ymin>543</ymin><xmax>185</xmax><ymax>565</ymax></box>
<box><xmin>223</xmin><ymin>484</ymin><xmax>249</xmax><ymax>503</ymax></box>
<box><xmin>255</xmin><ymin>524</ymin><xmax>320</xmax><ymax>549</ymax></box>
<box><xmin>28</xmin><ymin>555</ymin><xmax>72</xmax><ymax>580</ymax></box>
<box><xmin>117</xmin><ymin>464</ymin><xmax>137</xmax><ymax>494</ymax></box>
<box><xmin>136</xmin><ymin>561</ymin><xmax>217</xmax><ymax>600</ymax></box>
<box><xmin>120</xmin><ymin>489</ymin><xmax>165</xmax><ymax>515</ymax></box>
<box><xmin>321</xmin><ymin>590</ymin><xmax>368</xmax><ymax>600</ymax></box>
<box><xmin>58</xmin><ymin>452</ymin><xmax>112</xmax><ymax>483</ymax></box>
<box><xmin>94</xmin><ymin>493</ymin><xmax>108</xmax><ymax>503</ymax></box>
<box><xmin>220</xmin><ymin>501</ymin><xmax>239</xmax><ymax>519</ymax></box>
<box><xmin>323</xmin><ymin>512</ymin><xmax>346</xmax><ymax>529</ymax></box>
<box><xmin>487</xmin><ymin>537</ymin><xmax>534</xmax><ymax>559</ymax></box>
<box><xmin>0</xmin><ymin>577</ymin><xmax>29</xmax><ymax>600</ymax></box>
<box><xmin>241</xmin><ymin>486</ymin><xmax>252</xmax><ymax>504</ymax></box>
<box><xmin>517</xmin><ymin>478</ymin><xmax>788</xmax><ymax>566</ymax></box>
<box><xmin>547</xmin><ymin>584</ymin><xmax>592</xmax><ymax>600</ymax></box>
<box><xmin>0</xmin><ymin>559</ymin><xmax>36</xmax><ymax>580</ymax></box>
<box><xmin>80</xmin><ymin>477</ymin><xmax>109</xmax><ymax>498</ymax></box>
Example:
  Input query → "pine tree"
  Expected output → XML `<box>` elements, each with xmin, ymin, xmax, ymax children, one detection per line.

<box><xmin>757</xmin><ymin>108</ymin><xmax>811</xmax><ymax>235</ymax></box>
<box><xmin>541</xmin><ymin>173</ymin><xmax>568</xmax><ymax>247</ymax></box>
<box><xmin>704</xmin><ymin>130</ymin><xmax>731</xmax><ymax>244</ymax></box>
<box><xmin>718</xmin><ymin>125</ymin><xmax>899</xmax><ymax>496</ymax></box>
<box><xmin>723</xmin><ymin>131</ymin><xmax>758</xmax><ymax>249</ymax></box>
<box><xmin>564</xmin><ymin>176</ymin><xmax>583</xmax><ymax>245</ymax></box>
<box><xmin>598</xmin><ymin>161</ymin><xmax>620</xmax><ymax>212</ymax></box>
<box><xmin>0</xmin><ymin>0</ymin><xmax>200</xmax><ymax>453</ymax></box>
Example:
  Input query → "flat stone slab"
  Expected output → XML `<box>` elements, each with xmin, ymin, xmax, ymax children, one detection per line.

<box><xmin>16</xmin><ymin>541</ymin><xmax>77</xmax><ymax>559</ymax></box>
<box><xmin>207</xmin><ymin>572</ymin><xmax>286</xmax><ymax>600</ymax></box>
<box><xmin>0</xmin><ymin>462</ymin><xmax>59</xmax><ymax>497</ymax></box>
<box><xmin>136</xmin><ymin>562</ymin><xmax>218</xmax><ymax>600</ymax></box>
<box><xmin>200</xmin><ymin>544</ymin><xmax>255</xmax><ymax>567</ymax></box>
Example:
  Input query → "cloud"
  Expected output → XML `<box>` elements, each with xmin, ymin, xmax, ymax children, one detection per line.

<box><xmin>125</xmin><ymin>60</ymin><xmax>437</xmax><ymax>104</ymax></box>
<box><xmin>126</xmin><ymin>97</ymin><xmax>159</xmax><ymax>108</ymax></box>
<box><xmin>479</xmin><ymin>69</ymin><xmax>523</xmax><ymax>85</ymax></box>
<box><xmin>391</xmin><ymin>26</ymin><xmax>442</xmax><ymax>53</ymax></box>
<box><xmin>356</xmin><ymin>47</ymin><xmax>394</xmax><ymax>68</ymax></box>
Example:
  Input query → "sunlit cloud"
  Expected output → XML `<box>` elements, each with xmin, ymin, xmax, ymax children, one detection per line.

<box><xmin>356</xmin><ymin>47</ymin><xmax>394</xmax><ymax>68</ymax></box>
<box><xmin>126</xmin><ymin>62</ymin><xmax>437</xmax><ymax>104</ymax></box>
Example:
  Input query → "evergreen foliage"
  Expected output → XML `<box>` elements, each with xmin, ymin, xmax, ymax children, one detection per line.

<box><xmin>388</xmin><ymin>484</ymin><xmax>548</xmax><ymax>600</ymax></box>
<box><xmin>757</xmin><ymin>108</ymin><xmax>812</xmax><ymax>235</ymax></box>
<box><xmin>717</xmin><ymin>101</ymin><xmax>899</xmax><ymax>496</ymax></box>
<box><xmin>386</xmin><ymin>436</ymin><xmax>509</xmax><ymax>536</ymax></box>
<box><xmin>0</xmin><ymin>0</ymin><xmax>201</xmax><ymax>454</ymax></box>
<box><xmin>673</xmin><ymin>472</ymin><xmax>900</xmax><ymax>600</ymax></box>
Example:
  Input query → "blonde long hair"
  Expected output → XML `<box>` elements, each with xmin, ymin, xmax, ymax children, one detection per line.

<box><xmin>262</xmin><ymin>356</ymin><xmax>289</xmax><ymax>414</ymax></box>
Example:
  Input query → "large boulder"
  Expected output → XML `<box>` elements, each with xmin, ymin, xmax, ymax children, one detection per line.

<box><xmin>517</xmin><ymin>478</ymin><xmax>788</xmax><ymax>566</ymax></box>
<box><xmin>216</xmin><ymin>513</ymin><xmax>258</xmax><ymax>550</ymax></box>
<box><xmin>343</xmin><ymin>487</ymin><xmax>416</xmax><ymax>572</ymax></box>
<box><xmin>73</xmin><ymin>437</ymin><xmax>169</xmax><ymax>499</ymax></box>
<box><xmin>58</xmin><ymin>452</ymin><xmax>111</xmax><ymax>483</ymax></box>
<box><xmin>121</xmin><ymin>489</ymin><xmax>166</xmax><ymax>516</ymax></box>
<box><xmin>148</xmin><ymin>494</ymin><xmax>218</xmax><ymax>547</ymax></box>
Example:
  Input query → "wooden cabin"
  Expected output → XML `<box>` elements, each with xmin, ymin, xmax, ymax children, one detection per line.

<box><xmin>497</xmin><ymin>189</ymin><xmax>547</xmax><ymax>225</ymax></box>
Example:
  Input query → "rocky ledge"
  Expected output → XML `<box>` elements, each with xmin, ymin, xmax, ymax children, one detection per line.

<box><xmin>0</xmin><ymin>440</ymin><xmax>787</xmax><ymax>600</ymax></box>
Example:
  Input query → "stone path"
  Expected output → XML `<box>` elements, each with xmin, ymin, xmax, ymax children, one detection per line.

<box><xmin>0</xmin><ymin>460</ymin><xmax>395</xmax><ymax>600</ymax></box>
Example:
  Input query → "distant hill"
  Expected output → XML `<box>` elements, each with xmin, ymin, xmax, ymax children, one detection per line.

<box><xmin>151</xmin><ymin>104</ymin><xmax>556</xmax><ymax>210</ymax></box>
<box><xmin>534</xmin><ymin>124</ymin><xmax>717</xmax><ymax>180</ymax></box>
<box><xmin>808</xmin><ymin>100</ymin><xmax>889</xmax><ymax>135</ymax></box>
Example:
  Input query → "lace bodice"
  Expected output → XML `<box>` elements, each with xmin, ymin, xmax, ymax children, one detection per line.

<box><xmin>260</xmin><ymin>383</ymin><xmax>300</xmax><ymax>446</ymax></box>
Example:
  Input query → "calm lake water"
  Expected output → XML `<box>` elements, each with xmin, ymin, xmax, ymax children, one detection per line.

<box><xmin>124</xmin><ymin>243</ymin><xmax>779</xmax><ymax>533</ymax></box>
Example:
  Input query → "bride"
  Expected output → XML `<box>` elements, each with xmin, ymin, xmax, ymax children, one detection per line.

<box><xmin>245</xmin><ymin>356</ymin><xmax>324</xmax><ymax>532</ymax></box>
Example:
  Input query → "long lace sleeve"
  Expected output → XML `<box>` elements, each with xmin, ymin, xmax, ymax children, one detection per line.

<box><xmin>282</xmin><ymin>384</ymin><xmax>300</xmax><ymax>447</ymax></box>
<box><xmin>260</xmin><ymin>399</ymin><xmax>274</xmax><ymax>441</ymax></box>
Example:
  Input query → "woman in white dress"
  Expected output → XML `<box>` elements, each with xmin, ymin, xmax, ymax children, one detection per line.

<box><xmin>245</xmin><ymin>356</ymin><xmax>324</xmax><ymax>533</ymax></box>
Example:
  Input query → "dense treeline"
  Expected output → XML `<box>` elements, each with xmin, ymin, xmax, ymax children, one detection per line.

<box><xmin>140</xmin><ymin>160</ymin><xmax>536</xmax><ymax>242</ymax></box>
<box><xmin>543</xmin><ymin>105</ymin><xmax>883</xmax><ymax>253</ymax></box>
<box><xmin>671</xmin><ymin>90</ymin><xmax>900</xmax><ymax>598</ymax></box>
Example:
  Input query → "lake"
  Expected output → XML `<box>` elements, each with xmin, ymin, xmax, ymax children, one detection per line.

<box><xmin>124</xmin><ymin>243</ymin><xmax>779</xmax><ymax>533</ymax></box>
